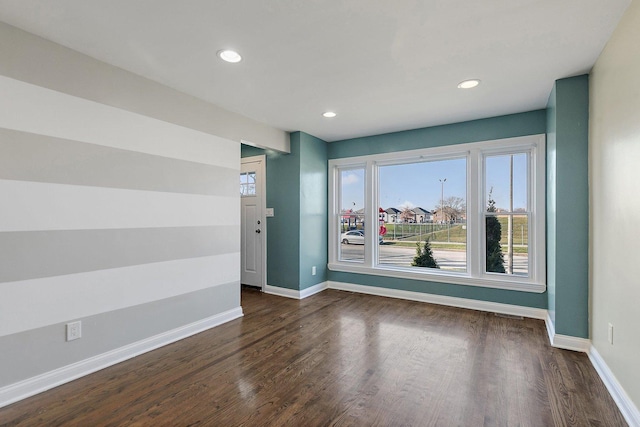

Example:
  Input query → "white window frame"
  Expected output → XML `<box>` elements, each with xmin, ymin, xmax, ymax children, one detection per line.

<box><xmin>328</xmin><ymin>134</ymin><xmax>546</xmax><ymax>293</ymax></box>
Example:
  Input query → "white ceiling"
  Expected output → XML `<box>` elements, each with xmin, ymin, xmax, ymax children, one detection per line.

<box><xmin>0</xmin><ymin>0</ymin><xmax>630</xmax><ymax>142</ymax></box>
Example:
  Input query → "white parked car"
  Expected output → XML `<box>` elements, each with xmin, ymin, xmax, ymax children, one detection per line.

<box><xmin>340</xmin><ymin>230</ymin><xmax>383</xmax><ymax>245</ymax></box>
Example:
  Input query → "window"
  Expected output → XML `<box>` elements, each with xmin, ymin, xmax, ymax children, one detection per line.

<box><xmin>328</xmin><ymin>135</ymin><xmax>545</xmax><ymax>292</ymax></box>
<box><xmin>240</xmin><ymin>171</ymin><xmax>256</xmax><ymax>196</ymax></box>
<box><xmin>484</xmin><ymin>153</ymin><xmax>528</xmax><ymax>277</ymax></box>
<box><xmin>378</xmin><ymin>158</ymin><xmax>467</xmax><ymax>272</ymax></box>
<box><xmin>338</xmin><ymin>168</ymin><xmax>365</xmax><ymax>263</ymax></box>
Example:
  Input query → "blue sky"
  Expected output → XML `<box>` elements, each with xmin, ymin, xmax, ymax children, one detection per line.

<box><xmin>341</xmin><ymin>154</ymin><xmax>527</xmax><ymax>212</ymax></box>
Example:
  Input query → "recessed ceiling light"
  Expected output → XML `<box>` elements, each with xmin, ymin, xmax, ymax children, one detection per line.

<box><xmin>322</xmin><ymin>111</ymin><xmax>337</xmax><ymax>118</ymax></box>
<box><xmin>217</xmin><ymin>49</ymin><xmax>242</xmax><ymax>63</ymax></box>
<box><xmin>457</xmin><ymin>79</ymin><xmax>480</xmax><ymax>89</ymax></box>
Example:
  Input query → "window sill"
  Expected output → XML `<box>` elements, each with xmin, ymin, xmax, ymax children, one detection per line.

<box><xmin>327</xmin><ymin>262</ymin><xmax>546</xmax><ymax>293</ymax></box>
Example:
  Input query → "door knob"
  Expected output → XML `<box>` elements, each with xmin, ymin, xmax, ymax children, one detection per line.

<box><xmin>255</xmin><ymin>229</ymin><xmax>261</xmax><ymax>233</ymax></box>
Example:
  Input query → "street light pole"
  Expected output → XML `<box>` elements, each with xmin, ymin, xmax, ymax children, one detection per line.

<box><xmin>353</xmin><ymin>201</ymin><xmax>356</xmax><ymax>230</ymax></box>
<box><xmin>439</xmin><ymin>179</ymin><xmax>446</xmax><ymax>222</ymax></box>
<box><xmin>439</xmin><ymin>178</ymin><xmax>447</xmax><ymax>241</ymax></box>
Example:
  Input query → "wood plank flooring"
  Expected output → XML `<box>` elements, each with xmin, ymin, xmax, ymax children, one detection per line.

<box><xmin>0</xmin><ymin>287</ymin><xmax>627</xmax><ymax>426</ymax></box>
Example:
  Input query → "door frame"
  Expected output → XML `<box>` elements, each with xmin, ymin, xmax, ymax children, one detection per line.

<box><xmin>241</xmin><ymin>155</ymin><xmax>267</xmax><ymax>291</ymax></box>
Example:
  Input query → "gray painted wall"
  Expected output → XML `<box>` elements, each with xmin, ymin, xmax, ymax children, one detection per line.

<box><xmin>0</xmin><ymin>24</ymin><xmax>243</xmax><ymax>390</ymax></box>
<box><xmin>1</xmin><ymin>283</ymin><xmax>238</xmax><ymax>386</ymax></box>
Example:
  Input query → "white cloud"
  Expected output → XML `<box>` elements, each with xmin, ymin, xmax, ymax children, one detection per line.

<box><xmin>342</xmin><ymin>173</ymin><xmax>360</xmax><ymax>185</ymax></box>
<box><xmin>399</xmin><ymin>201</ymin><xmax>415</xmax><ymax>209</ymax></box>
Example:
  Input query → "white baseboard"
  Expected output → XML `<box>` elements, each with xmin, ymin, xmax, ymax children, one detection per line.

<box><xmin>327</xmin><ymin>281</ymin><xmax>547</xmax><ymax>320</ymax></box>
<box><xmin>550</xmin><ymin>334</ymin><xmax>591</xmax><ymax>353</ymax></box>
<box><xmin>544</xmin><ymin>312</ymin><xmax>591</xmax><ymax>352</ymax></box>
<box><xmin>589</xmin><ymin>346</ymin><xmax>640</xmax><ymax>427</ymax></box>
<box><xmin>264</xmin><ymin>285</ymin><xmax>300</xmax><ymax>299</ymax></box>
<box><xmin>300</xmin><ymin>282</ymin><xmax>329</xmax><ymax>299</ymax></box>
<box><xmin>0</xmin><ymin>307</ymin><xmax>243</xmax><ymax>409</ymax></box>
<box><xmin>264</xmin><ymin>282</ymin><xmax>328</xmax><ymax>300</ymax></box>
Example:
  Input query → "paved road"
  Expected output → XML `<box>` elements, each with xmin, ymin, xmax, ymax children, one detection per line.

<box><xmin>340</xmin><ymin>243</ymin><xmax>528</xmax><ymax>275</ymax></box>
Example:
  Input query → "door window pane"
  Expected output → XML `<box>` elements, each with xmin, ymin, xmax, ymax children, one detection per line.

<box><xmin>240</xmin><ymin>172</ymin><xmax>256</xmax><ymax>196</ymax></box>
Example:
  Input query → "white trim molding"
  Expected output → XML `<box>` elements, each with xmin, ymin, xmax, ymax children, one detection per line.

<box><xmin>0</xmin><ymin>307</ymin><xmax>243</xmax><ymax>409</ymax></box>
<box><xmin>264</xmin><ymin>282</ymin><xmax>328</xmax><ymax>300</ymax></box>
<box><xmin>589</xmin><ymin>347</ymin><xmax>640</xmax><ymax>427</ymax></box>
<box><xmin>327</xmin><ymin>281</ymin><xmax>547</xmax><ymax>320</ymax></box>
<box><xmin>544</xmin><ymin>312</ymin><xmax>591</xmax><ymax>352</ymax></box>
<box><xmin>264</xmin><ymin>285</ymin><xmax>300</xmax><ymax>299</ymax></box>
<box><xmin>301</xmin><ymin>282</ymin><xmax>329</xmax><ymax>299</ymax></box>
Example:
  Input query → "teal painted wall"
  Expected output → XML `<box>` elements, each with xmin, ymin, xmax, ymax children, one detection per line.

<box><xmin>245</xmin><ymin>99</ymin><xmax>589</xmax><ymax>336</ymax></box>
<box><xmin>329</xmin><ymin>272</ymin><xmax>548</xmax><ymax>307</ymax></box>
<box><xmin>242</xmin><ymin>143</ymin><xmax>301</xmax><ymax>290</ymax></box>
<box><xmin>240</xmin><ymin>145</ymin><xmax>265</xmax><ymax>158</ymax></box>
<box><xmin>328</xmin><ymin>110</ymin><xmax>548</xmax><ymax>309</ymax></box>
<box><xmin>242</xmin><ymin>131</ymin><xmax>328</xmax><ymax>291</ymax></box>
<box><xmin>298</xmin><ymin>132</ymin><xmax>329</xmax><ymax>289</ymax></box>
<box><xmin>546</xmin><ymin>76</ymin><xmax>590</xmax><ymax>338</ymax></box>
<box><xmin>328</xmin><ymin>110</ymin><xmax>546</xmax><ymax>159</ymax></box>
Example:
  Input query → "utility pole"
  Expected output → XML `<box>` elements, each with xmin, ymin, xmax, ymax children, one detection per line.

<box><xmin>439</xmin><ymin>178</ymin><xmax>447</xmax><ymax>241</ymax></box>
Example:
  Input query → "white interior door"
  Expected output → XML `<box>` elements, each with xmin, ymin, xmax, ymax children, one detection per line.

<box><xmin>240</xmin><ymin>156</ymin><xmax>265</xmax><ymax>289</ymax></box>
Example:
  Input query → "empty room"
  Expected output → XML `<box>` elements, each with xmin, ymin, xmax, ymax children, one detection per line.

<box><xmin>0</xmin><ymin>1</ymin><xmax>639</xmax><ymax>426</ymax></box>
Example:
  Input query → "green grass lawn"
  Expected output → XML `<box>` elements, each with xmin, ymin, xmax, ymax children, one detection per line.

<box><xmin>383</xmin><ymin>217</ymin><xmax>528</xmax><ymax>253</ymax></box>
<box><xmin>384</xmin><ymin>241</ymin><xmax>528</xmax><ymax>254</ymax></box>
<box><xmin>384</xmin><ymin>223</ymin><xmax>467</xmax><ymax>243</ymax></box>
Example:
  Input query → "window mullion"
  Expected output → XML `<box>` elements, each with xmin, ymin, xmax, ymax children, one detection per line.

<box><xmin>364</xmin><ymin>160</ymin><xmax>375</xmax><ymax>267</ymax></box>
<box><xmin>329</xmin><ymin>166</ymin><xmax>339</xmax><ymax>264</ymax></box>
<box><xmin>532</xmin><ymin>144</ymin><xmax>545</xmax><ymax>283</ymax></box>
<box><xmin>364</xmin><ymin>160</ymin><xmax>376</xmax><ymax>267</ymax></box>
<box><xmin>468</xmin><ymin>149</ymin><xmax>481</xmax><ymax>278</ymax></box>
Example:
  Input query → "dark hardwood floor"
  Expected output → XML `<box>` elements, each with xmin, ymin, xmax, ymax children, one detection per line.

<box><xmin>1</xmin><ymin>287</ymin><xmax>627</xmax><ymax>426</ymax></box>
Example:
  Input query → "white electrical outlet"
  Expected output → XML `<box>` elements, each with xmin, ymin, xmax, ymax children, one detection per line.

<box><xmin>312</xmin><ymin>266</ymin><xmax>317</xmax><ymax>276</ymax></box>
<box><xmin>608</xmin><ymin>323</ymin><xmax>613</xmax><ymax>345</ymax></box>
<box><xmin>67</xmin><ymin>321</ymin><xmax>82</xmax><ymax>341</ymax></box>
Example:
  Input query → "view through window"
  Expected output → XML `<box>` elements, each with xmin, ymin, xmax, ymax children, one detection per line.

<box><xmin>339</xmin><ymin>168</ymin><xmax>365</xmax><ymax>263</ymax></box>
<box><xmin>378</xmin><ymin>158</ymin><xmax>467</xmax><ymax>272</ymax></box>
<box><xmin>484</xmin><ymin>153</ymin><xmax>529</xmax><ymax>277</ymax></box>
<box><xmin>240</xmin><ymin>171</ymin><xmax>256</xmax><ymax>196</ymax></box>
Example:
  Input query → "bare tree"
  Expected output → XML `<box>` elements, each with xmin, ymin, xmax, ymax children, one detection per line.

<box><xmin>400</xmin><ymin>207</ymin><xmax>415</xmax><ymax>223</ymax></box>
<box><xmin>434</xmin><ymin>196</ymin><xmax>466</xmax><ymax>222</ymax></box>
